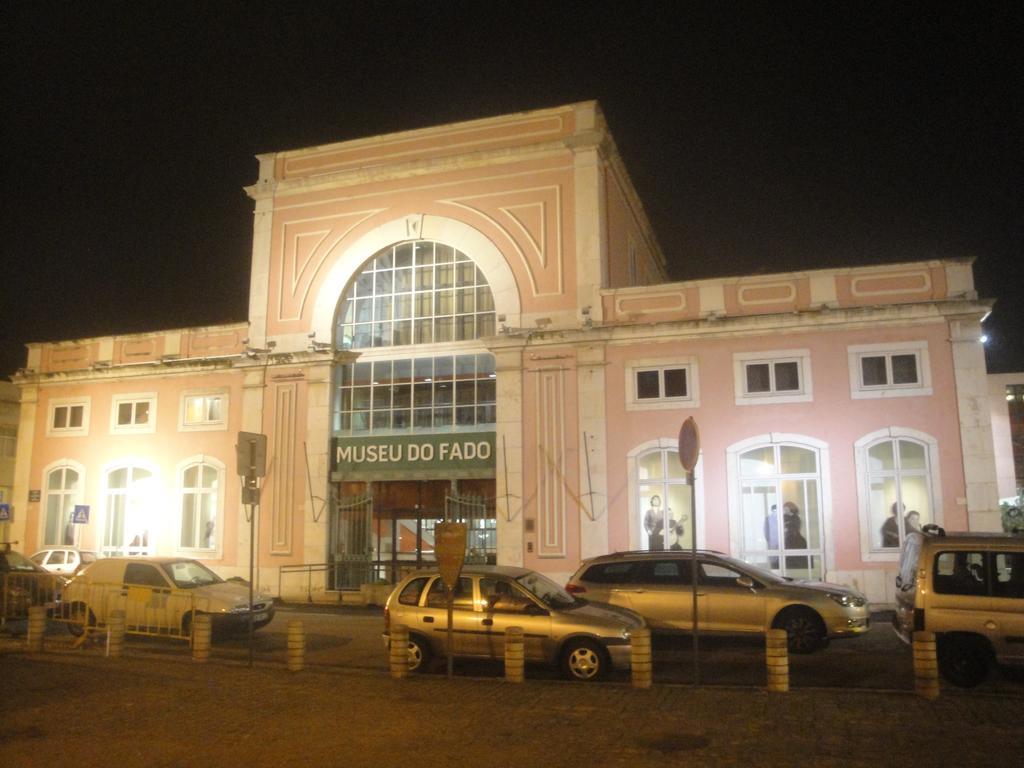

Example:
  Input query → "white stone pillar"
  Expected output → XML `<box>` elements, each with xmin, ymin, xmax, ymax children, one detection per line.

<box><xmin>950</xmin><ymin>318</ymin><xmax>1001</xmax><ymax>530</ymax></box>
<box><xmin>492</xmin><ymin>341</ymin><xmax>526</xmax><ymax>566</ymax></box>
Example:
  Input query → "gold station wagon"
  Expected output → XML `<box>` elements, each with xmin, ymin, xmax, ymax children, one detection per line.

<box><xmin>383</xmin><ymin>565</ymin><xmax>644</xmax><ymax>681</ymax></box>
<box><xmin>566</xmin><ymin>550</ymin><xmax>870</xmax><ymax>653</ymax></box>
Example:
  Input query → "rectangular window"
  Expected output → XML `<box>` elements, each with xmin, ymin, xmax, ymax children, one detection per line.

<box><xmin>47</xmin><ymin>399</ymin><xmax>90</xmax><ymax>436</ymax></box>
<box><xmin>0</xmin><ymin>426</ymin><xmax>16</xmax><ymax>458</ymax></box>
<box><xmin>180</xmin><ymin>391</ymin><xmax>228</xmax><ymax>431</ymax></box>
<box><xmin>627</xmin><ymin>359</ymin><xmax>699</xmax><ymax>411</ymax></box>
<box><xmin>110</xmin><ymin>394</ymin><xmax>156</xmax><ymax>434</ymax></box>
<box><xmin>848</xmin><ymin>342</ymin><xmax>931</xmax><ymax>399</ymax></box>
<box><xmin>733</xmin><ymin>350</ymin><xmax>812</xmax><ymax>405</ymax></box>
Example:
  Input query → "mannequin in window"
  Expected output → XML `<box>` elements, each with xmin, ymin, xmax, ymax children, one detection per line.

<box><xmin>644</xmin><ymin>495</ymin><xmax>666</xmax><ymax>550</ymax></box>
<box><xmin>904</xmin><ymin>510</ymin><xmax>921</xmax><ymax>534</ymax></box>
<box><xmin>782</xmin><ymin>502</ymin><xmax>807</xmax><ymax>550</ymax></box>
<box><xmin>765</xmin><ymin>504</ymin><xmax>780</xmax><ymax>568</ymax></box>
<box><xmin>881</xmin><ymin>502</ymin><xmax>903</xmax><ymax>548</ymax></box>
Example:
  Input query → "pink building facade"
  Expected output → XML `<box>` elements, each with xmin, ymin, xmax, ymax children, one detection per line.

<box><xmin>7</xmin><ymin>102</ymin><xmax>1000</xmax><ymax>605</ymax></box>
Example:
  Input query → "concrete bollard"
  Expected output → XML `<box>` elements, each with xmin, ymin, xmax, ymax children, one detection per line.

<box><xmin>287</xmin><ymin>620</ymin><xmax>305</xmax><ymax>672</ymax></box>
<box><xmin>913</xmin><ymin>630</ymin><xmax>940</xmax><ymax>700</ymax></box>
<box><xmin>504</xmin><ymin>626</ymin><xmax>525</xmax><ymax>683</ymax></box>
<box><xmin>630</xmin><ymin>627</ymin><xmax>652</xmax><ymax>689</ymax></box>
<box><xmin>766</xmin><ymin>628</ymin><xmax>789</xmax><ymax>692</ymax></box>
<box><xmin>27</xmin><ymin>605</ymin><xmax>48</xmax><ymax>653</ymax></box>
<box><xmin>106</xmin><ymin>610</ymin><xmax>126</xmax><ymax>658</ymax></box>
<box><xmin>192</xmin><ymin>614</ymin><xmax>212</xmax><ymax>663</ymax></box>
<box><xmin>390</xmin><ymin>624</ymin><xmax>409</xmax><ymax>680</ymax></box>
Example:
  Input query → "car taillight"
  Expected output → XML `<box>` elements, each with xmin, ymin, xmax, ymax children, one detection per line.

<box><xmin>564</xmin><ymin>583</ymin><xmax>586</xmax><ymax>595</ymax></box>
<box><xmin>384</xmin><ymin>605</ymin><xmax>390</xmax><ymax>631</ymax></box>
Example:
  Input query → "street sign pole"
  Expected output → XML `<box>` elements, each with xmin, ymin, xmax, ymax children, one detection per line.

<box><xmin>236</xmin><ymin>432</ymin><xmax>267</xmax><ymax>669</ymax></box>
<box><xmin>678</xmin><ymin>417</ymin><xmax>701</xmax><ymax>687</ymax></box>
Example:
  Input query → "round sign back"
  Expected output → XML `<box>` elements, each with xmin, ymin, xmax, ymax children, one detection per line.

<box><xmin>678</xmin><ymin>417</ymin><xmax>700</xmax><ymax>471</ymax></box>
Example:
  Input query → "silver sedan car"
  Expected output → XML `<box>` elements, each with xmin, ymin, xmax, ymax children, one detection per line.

<box><xmin>384</xmin><ymin>565</ymin><xmax>644</xmax><ymax>681</ymax></box>
<box><xmin>566</xmin><ymin>550</ymin><xmax>870</xmax><ymax>653</ymax></box>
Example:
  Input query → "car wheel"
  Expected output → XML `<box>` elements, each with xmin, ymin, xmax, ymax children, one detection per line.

<box><xmin>407</xmin><ymin>634</ymin><xmax>432</xmax><ymax>672</ymax></box>
<box><xmin>561</xmin><ymin>639</ymin><xmax>608</xmax><ymax>681</ymax></box>
<box><xmin>65</xmin><ymin>603</ymin><xmax>95</xmax><ymax>637</ymax></box>
<box><xmin>775</xmin><ymin>608</ymin><xmax>826</xmax><ymax>654</ymax></box>
<box><xmin>938</xmin><ymin>635</ymin><xmax>991</xmax><ymax>688</ymax></box>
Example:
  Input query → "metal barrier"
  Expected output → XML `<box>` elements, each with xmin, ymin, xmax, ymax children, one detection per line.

<box><xmin>1</xmin><ymin>572</ymin><xmax>63</xmax><ymax>627</ymax></box>
<box><xmin>51</xmin><ymin>581</ymin><xmax>197</xmax><ymax>643</ymax></box>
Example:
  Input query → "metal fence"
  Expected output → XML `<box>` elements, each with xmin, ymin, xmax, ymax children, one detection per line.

<box><xmin>1</xmin><ymin>572</ymin><xmax>63</xmax><ymax>627</ymax></box>
<box><xmin>51</xmin><ymin>581</ymin><xmax>197</xmax><ymax>643</ymax></box>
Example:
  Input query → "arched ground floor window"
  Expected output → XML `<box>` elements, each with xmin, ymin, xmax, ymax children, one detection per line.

<box><xmin>727</xmin><ymin>435</ymin><xmax>830</xmax><ymax>580</ymax></box>
<box><xmin>628</xmin><ymin>439</ymin><xmax>704</xmax><ymax>552</ymax></box>
<box><xmin>102</xmin><ymin>463</ymin><xmax>159</xmax><ymax>556</ymax></box>
<box><xmin>42</xmin><ymin>461</ymin><xmax>84</xmax><ymax>547</ymax></box>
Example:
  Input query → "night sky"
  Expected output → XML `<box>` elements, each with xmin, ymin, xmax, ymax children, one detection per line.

<box><xmin>4</xmin><ymin>2</ymin><xmax>1021</xmax><ymax>379</ymax></box>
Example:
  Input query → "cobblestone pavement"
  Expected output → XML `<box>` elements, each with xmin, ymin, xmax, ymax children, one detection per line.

<box><xmin>3</xmin><ymin>624</ymin><xmax>1023</xmax><ymax>768</ymax></box>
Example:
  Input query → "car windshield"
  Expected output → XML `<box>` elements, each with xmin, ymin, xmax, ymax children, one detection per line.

<box><xmin>1</xmin><ymin>551</ymin><xmax>41</xmax><ymax>573</ymax></box>
<box><xmin>161</xmin><ymin>560</ymin><xmax>223</xmax><ymax>589</ymax></box>
<box><xmin>515</xmin><ymin>570</ymin><xmax>577</xmax><ymax>608</ymax></box>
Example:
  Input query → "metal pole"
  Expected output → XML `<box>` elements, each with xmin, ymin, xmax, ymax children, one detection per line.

<box><xmin>446</xmin><ymin>587</ymin><xmax>454</xmax><ymax>679</ymax></box>
<box><xmin>690</xmin><ymin>468</ymin><xmax>699</xmax><ymax>686</ymax></box>
<box><xmin>247</xmin><ymin>438</ymin><xmax>256</xmax><ymax>669</ymax></box>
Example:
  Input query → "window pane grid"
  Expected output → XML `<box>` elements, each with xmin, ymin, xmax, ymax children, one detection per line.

<box><xmin>337</xmin><ymin>241</ymin><xmax>496</xmax><ymax>351</ymax></box>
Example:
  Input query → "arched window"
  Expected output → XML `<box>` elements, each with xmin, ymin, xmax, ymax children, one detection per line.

<box><xmin>733</xmin><ymin>440</ymin><xmax>825</xmax><ymax>579</ymax></box>
<box><xmin>333</xmin><ymin>240</ymin><xmax>497</xmax><ymax>436</ymax></box>
<box><xmin>43</xmin><ymin>464</ymin><xmax>81</xmax><ymax>546</ymax></box>
<box><xmin>336</xmin><ymin>240</ymin><xmax>495</xmax><ymax>350</ymax></box>
<box><xmin>179</xmin><ymin>459</ymin><xmax>222</xmax><ymax>551</ymax></box>
<box><xmin>103</xmin><ymin>465</ymin><xmax>156</xmax><ymax>556</ymax></box>
<box><xmin>864</xmin><ymin>436</ymin><xmax>934</xmax><ymax>551</ymax></box>
<box><xmin>636</xmin><ymin>448</ymin><xmax>693</xmax><ymax>551</ymax></box>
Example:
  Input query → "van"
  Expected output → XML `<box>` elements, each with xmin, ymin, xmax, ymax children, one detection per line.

<box><xmin>893</xmin><ymin>526</ymin><xmax>1024</xmax><ymax>687</ymax></box>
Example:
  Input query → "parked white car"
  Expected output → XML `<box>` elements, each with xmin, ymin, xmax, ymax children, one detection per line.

<box><xmin>59</xmin><ymin>557</ymin><xmax>275</xmax><ymax>637</ymax></box>
<box><xmin>31</xmin><ymin>547</ymin><xmax>99</xmax><ymax>575</ymax></box>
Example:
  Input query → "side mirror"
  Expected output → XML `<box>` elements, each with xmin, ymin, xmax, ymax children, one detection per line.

<box><xmin>736</xmin><ymin>575</ymin><xmax>755</xmax><ymax>589</ymax></box>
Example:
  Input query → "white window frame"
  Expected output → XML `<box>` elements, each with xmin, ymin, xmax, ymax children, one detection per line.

<box><xmin>110</xmin><ymin>393</ymin><xmax>157</xmax><ymax>435</ymax></box>
<box><xmin>726</xmin><ymin>433</ymin><xmax>834</xmax><ymax>575</ymax></box>
<box><xmin>100</xmin><ymin>458</ymin><xmax>162</xmax><ymax>557</ymax></box>
<box><xmin>626</xmin><ymin>438</ymin><xmax>705</xmax><ymax>551</ymax></box>
<box><xmin>46</xmin><ymin>397</ymin><xmax>91</xmax><ymax>437</ymax></box>
<box><xmin>626</xmin><ymin>357</ymin><xmax>700</xmax><ymax>411</ymax></box>
<box><xmin>847</xmin><ymin>341</ymin><xmax>932</xmax><ymax>399</ymax></box>
<box><xmin>854</xmin><ymin>427</ymin><xmax>943</xmax><ymax>562</ymax></box>
<box><xmin>179</xmin><ymin>390</ymin><xmax>229</xmax><ymax>432</ymax></box>
<box><xmin>176</xmin><ymin>454</ymin><xmax>225</xmax><ymax>557</ymax></box>
<box><xmin>732</xmin><ymin>349</ymin><xmax>813</xmax><ymax>405</ymax></box>
<box><xmin>39</xmin><ymin>459</ymin><xmax>86</xmax><ymax>547</ymax></box>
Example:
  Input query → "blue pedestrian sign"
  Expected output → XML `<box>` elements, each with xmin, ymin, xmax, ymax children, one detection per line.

<box><xmin>72</xmin><ymin>504</ymin><xmax>90</xmax><ymax>524</ymax></box>
<box><xmin>0</xmin><ymin>503</ymin><xmax>10</xmax><ymax>522</ymax></box>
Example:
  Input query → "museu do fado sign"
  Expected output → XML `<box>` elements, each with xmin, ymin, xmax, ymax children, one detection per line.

<box><xmin>331</xmin><ymin>431</ymin><xmax>496</xmax><ymax>480</ymax></box>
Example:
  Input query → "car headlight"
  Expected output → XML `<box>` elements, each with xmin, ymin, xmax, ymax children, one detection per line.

<box><xmin>826</xmin><ymin>592</ymin><xmax>865</xmax><ymax>608</ymax></box>
<box><xmin>621</xmin><ymin>627</ymin><xmax>632</xmax><ymax>640</ymax></box>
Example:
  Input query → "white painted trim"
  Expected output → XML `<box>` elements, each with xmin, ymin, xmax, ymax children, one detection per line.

<box><xmin>853</xmin><ymin>427</ymin><xmax>943</xmax><ymax>563</ymax></box>
<box><xmin>847</xmin><ymin>341</ymin><xmax>933</xmax><ymax>399</ymax></box>
<box><xmin>45</xmin><ymin>397</ymin><xmax>91</xmax><ymax>438</ymax></box>
<box><xmin>624</xmin><ymin>356</ymin><xmax>700</xmax><ymax>411</ymax></box>
<box><xmin>732</xmin><ymin>349</ymin><xmax>813</xmax><ymax>405</ymax></box>
<box><xmin>309</xmin><ymin>215</ymin><xmax>523</xmax><ymax>346</ymax></box>
<box><xmin>725</xmin><ymin>433</ymin><xmax>833</xmax><ymax>574</ymax></box>
<box><xmin>625</xmin><ymin>438</ymin><xmax>705</xmax><ymax>552</ymax></box>
<box><xmin>178</xmin><ymin>389</ymin><xmax>230</xmax><ymax>432</ymax></box>
<box><xmin>109</xmin><ymin>392</ymin><xmax>158</xmax><ymax>435</ymax></box>
<box><xmin>173</xmin><ymin>454</ymin><xmax>226</xmax><ymax>559</ymax></box>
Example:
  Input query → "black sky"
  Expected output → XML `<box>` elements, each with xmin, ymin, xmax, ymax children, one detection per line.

<box><xmin>3</xmin><ymin>2</ymin><xmax>1021</xmax><ymax>378</ymax></box>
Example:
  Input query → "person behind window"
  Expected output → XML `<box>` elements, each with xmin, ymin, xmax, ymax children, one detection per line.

<box><xmin>782</xmin><ymin>502</ymin><xmax>807</xmax><ymax>549</ymax></box>
<box><xmin>881</xmin><ymin>501</ymin><xmax>903</xmax><ymax>548</ymax></box>
<box><xmin>667</xmin><ymin>510</ymin><xmax>688</xmax><ymax>551</ymax></box>
<box><xmin>644</xmin><ymin>495</ymin><xmax>665</xmax><ymax>550</ymax></box>
<box><xmin>765</xmin><ymin>504</ymin><xmax>780</xmax><ymax>568</ymax></box>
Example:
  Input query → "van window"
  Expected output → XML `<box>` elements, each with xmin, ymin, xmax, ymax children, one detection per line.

<box><xmin>993</xmin><ymin>552</ymin><xmax>1024</xmax><ymax>599</ymax></box>
<box><xmin>897</xmin><ymin>534</ymin><xmax>921</xmax><ymax>591</ymax></box>
<box><xmin>933</xmin><ymin>551</ymin><xmax>987</xmax><ymax>596</ymax></box>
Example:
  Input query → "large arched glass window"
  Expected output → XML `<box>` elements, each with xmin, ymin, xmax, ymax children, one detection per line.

<box><xmin>737</xmin><ymin>442</ymin><xmax>823</xmax><ymax>579</ymax></box>
<box><xmin>43</xmin><ymin>465</ymin><xmax>81</xmax><ymax>546</ymax></box>
<box><xmin>333</xmin><ymin>240</ymin><xmax>497</xmax><ymax>436</ymax></box>
<box><xmin>336</xmin><ymin>240</ymin><xmax>496</xmax><ymax>350</ymax></box>
<box><xmin>179</xmin><ymin>459</ymin><xmax>220</xmax><ymax>551</ymax></box>
<box><xmin>865</xmin><ymin>437</ymin><xmax>933</xmax><ymax>551</ymax></box>
<box><xmin>103</xmin><ymin>465</ymin><xmax>156</xmax><ymax>556</ymax></box>
<box><xmin>637</xmin><ymin>449</ymin><xmax>693</xmax><ymax>551</ymax></box>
